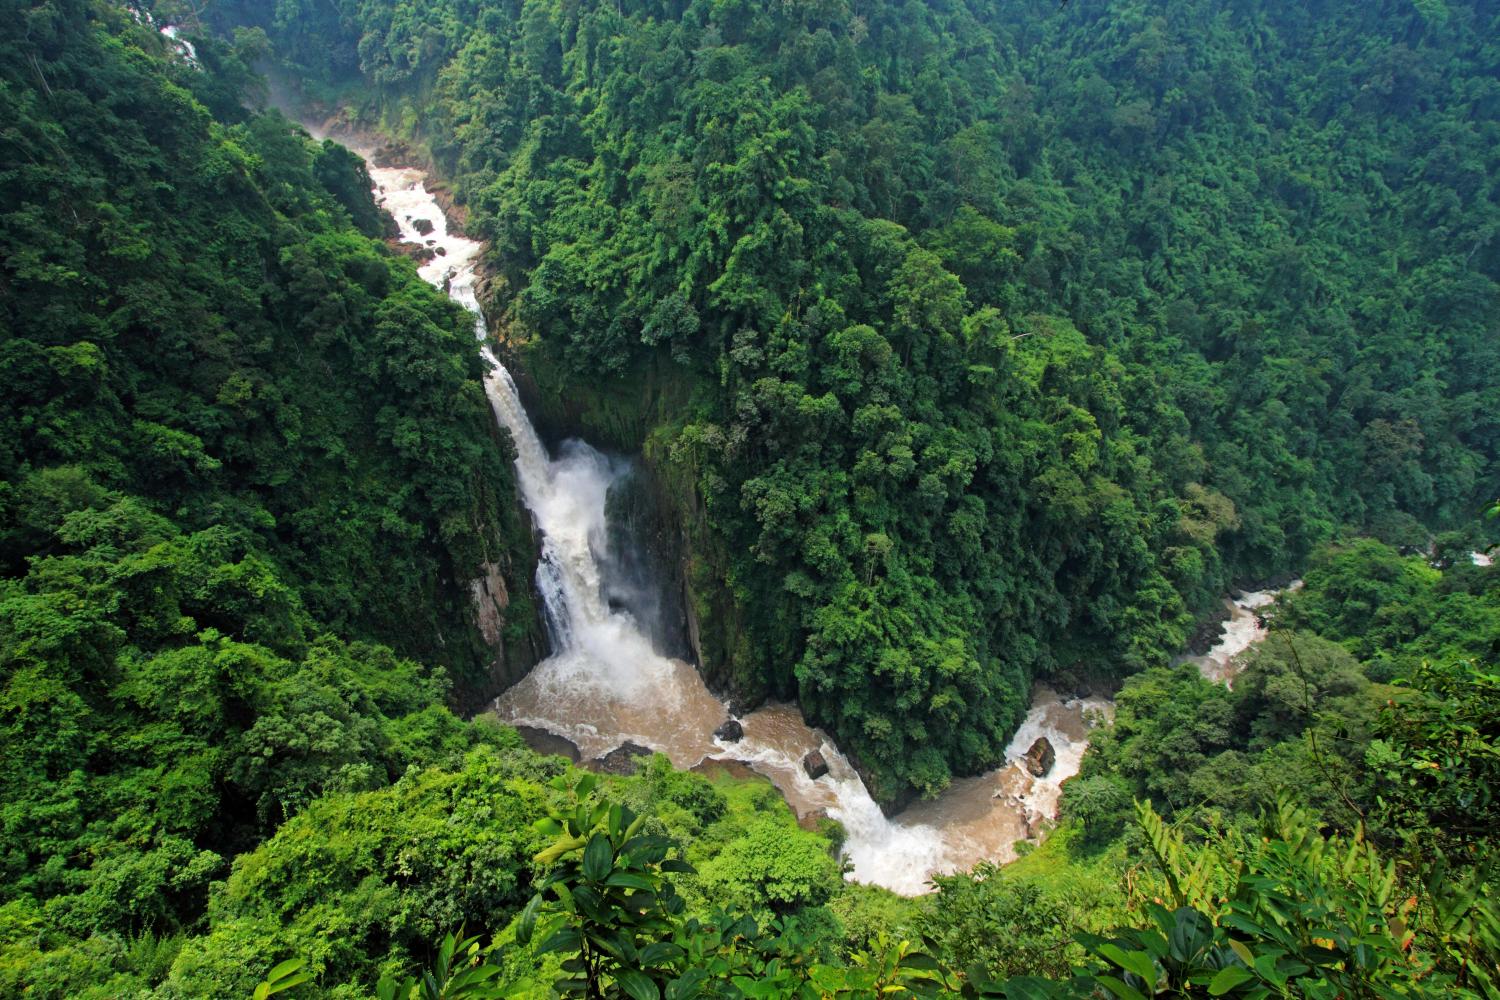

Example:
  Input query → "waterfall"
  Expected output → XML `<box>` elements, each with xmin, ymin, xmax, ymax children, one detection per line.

<box><xmin>355</xmin><ymin>149</ymin><xmax>1118</xmax><ymax>895</ymax></box>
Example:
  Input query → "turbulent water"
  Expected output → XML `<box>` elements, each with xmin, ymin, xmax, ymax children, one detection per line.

<box><xmin>350</xmin><ymin>144</ymin><xmax>1276</xmax><ymax>895</ymax></box>
<box><xmin>1179</xmin><ymin>585</ymin><xmax>1301</xmax><ymax>686</ymax></box>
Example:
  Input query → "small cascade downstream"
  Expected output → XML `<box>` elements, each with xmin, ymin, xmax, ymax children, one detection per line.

<box><xmin>1179</xmin><ymin>584</ymin><xmax>1302</xmax><ymax>687</ymax></box>
<box><xmin>347</xmin><ymin>140</ymin><xmax>1284</xmax><ymax>895</ymax></box>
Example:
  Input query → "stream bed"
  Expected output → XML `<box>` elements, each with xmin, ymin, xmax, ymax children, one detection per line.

<box><xmin>347</xmin><ymin>138</ymin><xmax>1287</xmax><ymax>895</ymax></box>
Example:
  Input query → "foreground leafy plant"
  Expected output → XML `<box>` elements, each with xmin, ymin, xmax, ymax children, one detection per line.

<box><xmin>376</xmin><ymin>929</ymin><xmax>512</xmax><ymax>1000</ymax></box>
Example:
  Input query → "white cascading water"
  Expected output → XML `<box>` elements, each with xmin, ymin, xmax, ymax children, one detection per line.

<box><xmin>344</xmin><ymin>141</ymin><xmax>1280</xmax><ymax>895</ymax></box>
<box><xmin>1179</xmin><ymin>583</ymin><xmax>1301</xmax><ymax>687</ymax></box>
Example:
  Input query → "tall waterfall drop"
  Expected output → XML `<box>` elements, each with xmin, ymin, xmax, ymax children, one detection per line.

<box><xmin>356</xmin><ymin>147</ymin><xmax>1117</xmax><ymax>895</ymax></box>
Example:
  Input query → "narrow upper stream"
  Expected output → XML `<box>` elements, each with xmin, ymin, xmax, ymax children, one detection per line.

<box><xmin>346</xmin><ymin>139</ymin><xmax>1285</xmax><ymax>895</ymax></box>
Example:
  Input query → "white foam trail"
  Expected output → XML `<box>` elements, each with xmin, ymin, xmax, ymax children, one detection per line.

<box><xmin>355</xmin><ymin>146</ymin><xmax>1134</xmax><ymax>894</ymax></box>
<box><xmin>1182</xmin><ymin>583</ymin><xmax>1300</xmax><ymax>686</ymax></box>
<box><xmin>160</xmin><ymin>24</ymin><xmax>198</xmax><ymax>65</ymax></box>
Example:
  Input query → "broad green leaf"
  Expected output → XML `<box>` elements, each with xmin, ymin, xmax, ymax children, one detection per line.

<box><xmin>1095</xmin><ymin>974</ymin><xmax>1149</xmax><ymax>1000</ymax></box>
<box><xmin>516</xmin><ymin>893</ymin><xmax>542</xmax><ymax>944</ymax></box>
<box><xmin>606</xmin><ymin>870</ymin><xmax>657</xmax><ymax>891</ymax></box>
<box><xmin>536</xmin><ymin>927</ymin><xmax>582</xmax><ymax>956</ymax></box>
<box><xmin>615</xmin><ymin>969</ymin><xmax>661</xmax><ymax>1000</ymax></box>
<box><xmin>1097</xmin><ymin>943</ymin><xmax>1158</xmax><ymax>986</ymax></box>
<box><xmin>639</xmin><ymin>942</ymin><xmax>684</xmax><ymax>967</ymax></box>
<box><xmin>582</xmin><ymin>834</ymin><xmax>614</xmax><ymax>882</ymax></box>
<box><xmin>1208</xmin><ymin>966</ymin><xmax>1254</xmax><ymax>995</ymax></box>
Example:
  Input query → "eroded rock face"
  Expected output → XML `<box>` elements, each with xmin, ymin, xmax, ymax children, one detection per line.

<box><xmin>803</xmin><ymin>749</ymin><xmax>829</xmax><ymax>780</ymax></box>
<box><xmin>590</xmin><ymin>741</ymin><xmax>654</xmax><ymax>775</ymax></box>
<box><xmin>514</xmin><ymin>725</ymin><xmax>581</xmax><ymax>762</ymax></box>
<box><xmin>470</xmin><ymin>562</ymin><xmax>511</xmax><ymax>648</ymax></box>
<box><xmin>1023</xmin><ymin>737</ymin><xmax>1056</xmax><ymax>778</ymax></box>
<box><xmin>714</xmin><ymin>718</ymin><xmax>744</xmax><ymax>742</ymax></box>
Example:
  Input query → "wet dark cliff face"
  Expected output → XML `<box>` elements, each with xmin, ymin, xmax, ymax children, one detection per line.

<box><xmin>506</xmin><ymin>346</ymin><xmax>761</xmax><ymax>709</ymax></box>
<box><xmin>603</xmin><ymin>465</ymin><xmax>695</xmax><ymax>664</ymax></box>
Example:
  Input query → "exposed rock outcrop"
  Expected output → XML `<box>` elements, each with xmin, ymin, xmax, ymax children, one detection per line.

<box><xmin>514</xmin><ymin>725</ymin><xmax>581</xmax><ymax>762</ymax></box>
<box><xmin>803</xmin><ymin>749</ymin><xmax>829</xmax><ymax>780</ymax></box>
<box><xmin>590</xmin><ymin>741</ymin><xmax>654</xmax><ymax>775</ymax></box>
<box><xmin>1023</xmin><ymin>737</ymin><xmax>1056</xmax><ymax>778</ymax></box>
<box><xmin>714</xmin><ymin>718</ymin><xmax>744</xmax><ymax>743</ymax></box>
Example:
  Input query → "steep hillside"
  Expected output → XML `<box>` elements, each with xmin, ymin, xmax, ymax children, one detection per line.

<box><xmin>0</xmin><ymin>0</ymin><xmax>541</xmax><ymax>955</ymax></box>
<box><xmin>219</xmin><ymin>0</ymin><xmax>1500</xmax><ymax>803</ymax></box>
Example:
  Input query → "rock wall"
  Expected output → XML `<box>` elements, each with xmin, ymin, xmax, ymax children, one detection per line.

<box><xmin>510</xmin><ymin>340</ymin><xmax>766</xmax><ymax>711</ymax></box>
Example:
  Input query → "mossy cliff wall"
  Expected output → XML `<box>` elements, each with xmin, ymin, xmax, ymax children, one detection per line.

<box><xmin>510</xmin><ymin>343</ymin><xmax>766</xmax><ymax>711</ymax></box>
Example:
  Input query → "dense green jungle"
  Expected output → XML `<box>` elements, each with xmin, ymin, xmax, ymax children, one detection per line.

<box><xmin>1</xmin><ymin>0</ymin><xmax>1497</xmax><ymax>997</ymax></box>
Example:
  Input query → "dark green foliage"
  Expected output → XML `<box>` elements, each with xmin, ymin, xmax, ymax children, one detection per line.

<box><xmin>223</xmin><ymin>0</ymin><xmax>1499</xmax><ymax>803</ymax></box>
<box><xmin>7</xmin><ymin>3</ymin><xmax>1500</xmax><ymax>998</ymax></box>
<box><xmin>0</xmin><ymin>0</ymin><xmax>535</xmax><ymax>684</ymax></box>
<box><xmin>0</xmin><ymin>2</ymin><xmax>540</xmax><ymax>993</ymax></box>
<box><xmin>1363</xmin><ymin>658</ymin><xmax>1500</xmax><ymax>852</ymax></box>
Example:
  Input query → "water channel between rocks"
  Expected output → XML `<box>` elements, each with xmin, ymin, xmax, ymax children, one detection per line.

<box><xmin>346</xmin><ymin>139</ymin><xmax>1287</xmax><ymax>896</ymax></box>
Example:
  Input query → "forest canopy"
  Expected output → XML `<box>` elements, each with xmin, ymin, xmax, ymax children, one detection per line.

<box><xmin>216</xmin><ymin>0</ymin><xmax>1500</xmax><ymax>802</ymax></box>
<box><xmin>2</xmin><ymin>1</ymin><xmax>1498</xmax><ymax>997</ymax></box>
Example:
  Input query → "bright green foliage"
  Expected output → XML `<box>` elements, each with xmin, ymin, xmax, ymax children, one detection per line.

<box><xmin>1279</xmin><ymin>539</ymin><xmax>1500</xmax><ymax>681</ymax></box>
<box><xmin>1058</xmin><ymin>777</ymin><xmax>1133</xmax><ymax>847</ymax></box>
<box><xmin>520</xmin><ymin>775</ymin><xmax>951</xmax><ymax>1000</ymax></box>
<box><xmin>160</xmin><ymin>745</ymin><xmax>555</xmax><ymax>996</ymax></box>
<box><xmin>921</xmin><ymin>865</ymin><xmax>1083</xmax><ymax>983</ymax></box>
<box><xmin>0</xmin><ymin>3</ymin><xmax>539</xmax><ymax>994</ymax></box>
<box><xmin>219</xmin><ymin>0</ymin><xmax>1500</xmax><ymax>804</ymax></box>
<box><xmin>1067</xmin><ymin>551</ymin><xmax>1500</xmax><ymax>994</ymax></box>
<box><xmin>1061</xmin><ymin>798</ymin><xmax>1492</xmax><ymax>999</ymax></box>
<box><xmin>253</xmin><ymin>957</ymin><xmax>313</xmax><ymax>999</ymax></box>
<box><xmin>375</xmin><ymin>929</ymin><xmax>513</xmax><ymax>1000</ymax></box>
<box><xmin>7</xmin><ymin>3</ymin><xmax>1500</xmax><ymax>998</ymax></box>
<box><xmin>522</xmin><ymin>772</ymin><xmax>703</xmax><ymax>1000</ymax></box>
<box><xmin>245</xmin><ymin>783</ymin><xmax>1495</xmax><ymax>999</ymax></box>
<box><xmin>696</xmin><ymin>818</ymin><xmax>843</xmax><ymax>917</ymax></box>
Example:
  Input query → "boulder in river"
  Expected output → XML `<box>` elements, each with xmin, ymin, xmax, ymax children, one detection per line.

<box><xmin>589</xmin><ymin>741</ymin><xmax>654</xmax><ymax>775</ymax></box>
<box><xmin>412</xmin><ymin>217</ymin><xmax>435</xmax><ymax>235</ymax></box>
<box><xmin>1023</xmin><ymin>737</ymin><xmax>1056</xmax><ymax>778</ymax></box>
<box><xmin>690</xmin><ymin>759</ymin><xmax>760</xmax><ymax>783</ymax></box>
<box><xmin>514</xmin><ymin>725</ymin><xmax>580</xmax><ymax>763</ymax></box>
<box><xmin>714</xmin><ymin>718</ymin><xmax>744</xmax><ymax>743</ymax></box>
<box><xmin>803</xmin><ymin>749</ymin><xmax>829</xmax><ymax>780</ymax></box>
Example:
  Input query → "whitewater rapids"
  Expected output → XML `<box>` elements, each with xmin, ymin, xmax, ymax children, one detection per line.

<box><xmin>344</xmin><ymin>143</ymin><xmax>1276</xmax><ymax>895</ymax></box>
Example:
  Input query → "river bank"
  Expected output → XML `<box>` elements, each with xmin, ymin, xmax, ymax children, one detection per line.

<box><xmin>349</xmin><ymin>136</ymin><xmax>1301</xmax><ymax>896</ymax></box>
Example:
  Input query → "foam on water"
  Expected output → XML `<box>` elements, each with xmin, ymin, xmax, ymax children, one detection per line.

<box><xmin>1181</xmin><ymin>584</ymin><xmax>1300</xmax><ymax>686</ymax></box>
<box><xmin>347</xmin><ymin>140</ymin><xmax>1272</xmax><ymax>894</ymax></box>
